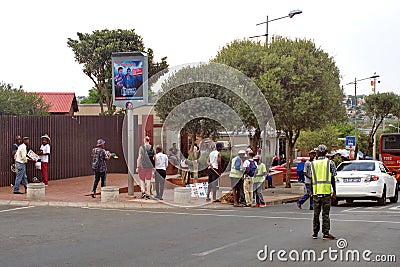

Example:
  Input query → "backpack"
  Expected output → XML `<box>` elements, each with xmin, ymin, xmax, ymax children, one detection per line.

<box><xmin>141</xmin><ymin>145</ymin><xmax>155</xmax><ymax>168</ymax></box>
<box><xmin>91</xmin><ymin>149</ymin><xmax>102</xmax><ymax>171</ymax></box>
<box><xmin>245</xmin><ymin>160</ymin><xmax>257</xmax><ymax>177</ymax></box>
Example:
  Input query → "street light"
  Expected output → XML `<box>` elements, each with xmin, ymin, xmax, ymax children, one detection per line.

<box><xmin>343</xmin><ymin>73</ymin><xmax>380</xmax><ymax>158</ymax></box>
<box><xmin>249</xmin><ymin>9</ymin><xmax>303</xmax><ymax>44</ymax></box>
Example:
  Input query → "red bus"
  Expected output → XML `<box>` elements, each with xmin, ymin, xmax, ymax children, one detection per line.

<box><xmin>380</xmin><ymin>133</ymin><xmax>400</xmax><ymax>184</ymax></box>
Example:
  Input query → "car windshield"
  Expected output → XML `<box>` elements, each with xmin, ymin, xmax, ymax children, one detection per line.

<box><xmin>337</xmin><ymin>162</ymin><xmax>376</xmax><ymax>172</ymax></box>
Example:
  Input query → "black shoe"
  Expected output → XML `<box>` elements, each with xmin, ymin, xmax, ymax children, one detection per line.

<box><xmin>269</xmin><ymin>186</ymin><xmax>275</xmax><ymax>188</ymax></box>
<box><xmin>310</xmin><ymin>207</ymin><xmax>314</xmax><ymax>210</ymax></box>
<box><xmin>141</xmin><ymin>192</ymin><xmax>146</xmax><ymax>199</ymax></box>
<box><xmin>91</xmin><ymin>192</ymin><xmax>96</xmax><ymax>198</ymax></box>
<box><xmin>13</xmin><ymin>191</ymin><xmax>23</xmax><ymax>194</ymax></box>
<box><xmin>145</xmin><ymin>195</ymin><xmax>151</xmax><ymax>200</ymax></box>
<box><xmin>312</xmin><ymin>233</ymin><xmax>318</xmax><ymax>239</ymax></box>
<box><xmin>323</xmin><ymin>233</ymin><xmax>337</xmax><ymax>240</ymax></box>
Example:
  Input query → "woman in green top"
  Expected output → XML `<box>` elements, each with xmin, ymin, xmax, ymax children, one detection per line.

<box><xmin>253</xmin><ymin>155</ymin><xmax>266</xmax><ymax>207</ymax></box>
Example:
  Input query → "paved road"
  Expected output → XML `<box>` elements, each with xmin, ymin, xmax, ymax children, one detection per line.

<box><xmin>0</xmin><ymin>200</ymin><xmax>399</xmax><ymax>267</ymax></box>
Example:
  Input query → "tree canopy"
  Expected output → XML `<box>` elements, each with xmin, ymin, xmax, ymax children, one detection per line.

<box><xmin>364</xmin><ymin>92</ymin><xmax>400</xmax><ymax>156</ymax></box>
<box><xmin>0</xmin><ymin>82</ymin><xmax>49</xmax><ymax>115</ymax></box>
<box><xmin>67</xmin><ymin>29</ymin><xmax>168</xmax><ymax>113</ymax></box>
<box><xmin>214</xmin><ymin>38</ymin><xmax>346</xmax><ymax>187</ymax></box>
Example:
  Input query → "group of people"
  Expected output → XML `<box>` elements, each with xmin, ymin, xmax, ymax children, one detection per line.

<box><xmin>229</xmin><ymin>149</ymin><xmax>273</xmax><ymax>208</ymax></box>
<box><xmin>11</xmin><ymin>134</ymin><xmax>51</xmax><ymax>194</ymax></box>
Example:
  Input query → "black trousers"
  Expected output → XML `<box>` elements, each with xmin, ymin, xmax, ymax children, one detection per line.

<box><xmin>92</xmin><ymin>171</ymin><xmax>106</xmax><ymax>192</ymax></box>
<box><xmin>155</xmin><ymin>169</ymin><xmax>166</xmax><ymax>198</ymax></box>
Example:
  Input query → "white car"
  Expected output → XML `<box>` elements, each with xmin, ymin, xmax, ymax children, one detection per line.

<box><xmin>334</xmin><ymin>160</ymin><xmax>398</xmax><ymax>205</ymax></box>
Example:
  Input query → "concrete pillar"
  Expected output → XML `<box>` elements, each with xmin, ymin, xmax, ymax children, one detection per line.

<box><xmin>101</xmin><ymin>186</ymin><xmax>120</xmax><ymax>202</ymax></box>
<box><xmin>27</xmin><ymin>183</ymin><xmax>45</xmax><ymax>200</ymax></box>
<box><xmin>174</xmin><ymin>187</ymin><xmax>191</xmax><ymax>203</ymax></box>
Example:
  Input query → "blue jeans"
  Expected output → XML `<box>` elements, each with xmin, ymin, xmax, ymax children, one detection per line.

<box><xmin>297</xmin><ymin>183</ymin><xmax>313</xmax><ymax>208</ymax></box>
<box><xmin>253</xmin><ymin>182</ymin><xmax>265</xmax><ymax>204</ymax></box>
<box><xmin>297</xmin><ymin>171</ymin><xmax>305</xmax><ymax>183</ymax></box>
<box><xmin>92</xmin><ymin>171</ymin><xmax>106</xmax><ymax>192</ymax></box>
<box><xmin>14</xmin><ymin>162</ymin><xmax>28</xmax><ymax>193</ymax></box>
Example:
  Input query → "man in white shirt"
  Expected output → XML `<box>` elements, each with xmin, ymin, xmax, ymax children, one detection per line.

<box><xmin>38</xmin><ymin>134</ymin><xmax>51</xmax><ymax>186</ymax></box>
<box><xmin>154</xmin><ymin>146</ymin><xmax>168</xmax><ymax>200</ymax></box>
<box><xmin>13</xmin><ymin>137</ymin><xmax>30</xmax><ymax>194</ymax></box>
<box><xmin>206</xmin><ymin>143</ymin><xmax>223</xmax><ymax>202</ymax></box>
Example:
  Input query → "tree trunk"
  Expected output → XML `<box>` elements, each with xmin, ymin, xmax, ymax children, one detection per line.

<box><xmin>285</xmin><ymin>134</ymin><xmax>295</xmax><ymax>188</ymax></box>
<box><xmin>252</xmin><ymin>128</ymin><xmax>261</xmax><ymax>154</ymax></box>
<box><xmin>103</xmin><ymin>82</ymin><xmax>111</xmax><ymax>111</ymax></box>
<box><xmin>96</xmin><ymin>85</ymin><xmax>104</xmax><ymax>114</ymax></box>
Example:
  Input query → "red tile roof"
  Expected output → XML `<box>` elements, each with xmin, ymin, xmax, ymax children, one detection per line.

<box><xmin>35</xmin><ymin>92</ymin><xmax>79</xmax><ymax>113</ymax></box>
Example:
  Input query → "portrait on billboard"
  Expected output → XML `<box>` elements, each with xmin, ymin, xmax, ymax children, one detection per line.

<box><xmin>113</xmin><ymin>60</ymin><xmax>143</xmax><ymax>100</ymax></box>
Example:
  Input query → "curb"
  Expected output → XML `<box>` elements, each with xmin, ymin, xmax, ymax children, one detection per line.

<box><xmin>0</xmin><ymin>195</ymin><xmax>301</xmax><ymax>210</ymax></box>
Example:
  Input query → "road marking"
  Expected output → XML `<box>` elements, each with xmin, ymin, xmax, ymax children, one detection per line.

<box><xmin>389</xmin><ymin>206</ymin><xmax>400</xmax><ymax>210</ymax></box>
<box><xmin>192</xmin><ymin>237</ymin><xmax>255</xmax><ymax>256</ymax></box>
<box><xmin>84</xmin><ymin>207</ymin><xmax>400</xmax><ymax>224</ymax></box>
<box><xmin>365</xmin><ymin>206</ymin><xmax>388</xmax><ymax>210</ymax></box>
<box><xmin>0</xmin><ymin>206</ymin><xmax>34</xmax><ymax>213</ymax></box>
<box><xmin>342</xmin><ymin>207</ymin><xmax>360</xmax><ymax>212</ymax></box>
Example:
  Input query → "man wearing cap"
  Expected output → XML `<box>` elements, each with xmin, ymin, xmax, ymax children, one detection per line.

<box><xmin>297</xmin><ymin>150</ymin><xmax>316</xmax><ymax>210</ymax></box>
<box><xmin>311</xmin><ymin>144</ymin><xmax>337</xmax><ymax>240</ymax></box>
<box><xmin>206</xmin><ymin>143</ymin><xmax>222</xmax><ymax>202</ymax></box>
<box><xmin>90</xmin><ymin>139</ymin><xmax>111</xmax><ymax>198</ymax></box>
<box><xmin>230</xmin><ymin>150</ymin><xmax>246</xmax><ymax>207</ymax></box>
<box><xmin>11</xmin><ymin>136</ymin><xmax>23</xmax><ymax>178</ymax></box>
<box><xmin>13</xmin><ymin>137</ymin><xmax>30</xmax><ymax>194</ymax></box>
<box><xmin>37</xmin><ymin>134</ymin><xmax>51</xmax><ymax>186</ymax></box>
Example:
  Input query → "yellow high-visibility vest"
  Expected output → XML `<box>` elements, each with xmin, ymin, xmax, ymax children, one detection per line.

<box><xmin>311</xmin><ymin>158</ymin><xmax>332</xmax><ymax>195</ymax></box>
<box><xmin>230</xmin><ymin>156</ymin><xmax>243</xmax><ymax>178</ymax></box>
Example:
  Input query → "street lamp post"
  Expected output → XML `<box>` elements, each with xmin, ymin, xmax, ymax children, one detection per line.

<box><xmin>344</xmin><ymin>73</ymin><xmax>380</xmax><ymax>158</ymax></box>
<box><xmin>249</xmin><ymin>9</ymin><xmax>302</xmax><ymax>44</ymax></box>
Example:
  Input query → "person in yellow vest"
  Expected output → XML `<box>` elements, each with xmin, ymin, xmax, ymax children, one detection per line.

<box><xmin>253</xmin><ymin>155</ymin><xmax>266</xmax><ymax>207</ymax></box>
<box><xmin>230</xmin><ymin>150</ymin><xmax>246</xmax><ymax>207</ymax></box>
<box><xmin>311</xmin><ymin>144</ymin><xmax>337</xmax><ymax>240</ymax></box>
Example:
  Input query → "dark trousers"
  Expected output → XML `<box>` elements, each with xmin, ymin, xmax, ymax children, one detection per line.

<box><xmin>313</xmin><ymin>195</ymin><xmax>331</xmax><ymax>234</ymax></box>
<box><xmin>230</xmin><ymin>178</ymin><xmax>244</xmax><ymax>205</ymax></box>
<box><xmin>155</xmin><ymin>169</ymin><xmax>166</xmax><ymax>198</ymax></box>
<box><xmin>92</xmin><ymin>171</ymin><xmax>106</xmax><ymax>192</ymax></box>
<box><xmin>297</xmin><ymin>171</ymin><xmax>305</xmax><ymax>183</ymax></box>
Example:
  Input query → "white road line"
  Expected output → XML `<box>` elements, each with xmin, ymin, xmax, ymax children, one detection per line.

<box><xmin>366</xmin><ymin>206</ymin><xmax>388</xmax><ymax>210</ymax></box>
<box><xmin>0</xmin><ymin>206</ymin><xmax>34</xmax><ymax>213</ymax></box>
<box><xmin>389</xmin><ymin>206</ymin><xmax>400</xmax><ymax>210</ymax></box>
<box><xmin>84</xmin><ymin>207</ymin><xmax>400</xmax><ymax>224</ymax></box>
<box><xmin>192</xmin><ymin>237</ymin><xmax>255</xmax><ymax>256</ymax></box>
<box><xmin>342</xmin><ymin>207</ymin><xmax>361</xmax><ymax>212</ymax></box>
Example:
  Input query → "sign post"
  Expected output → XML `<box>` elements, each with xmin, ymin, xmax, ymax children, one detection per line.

<box><xmin>112</xmin><ymin>52</ymin><xmax>148</xmax><ymax>196</ymax></box>
<box><xmin>345</xmin><ymin>136</ymin><xmax>356</xmax><ymax>149</ymax></box>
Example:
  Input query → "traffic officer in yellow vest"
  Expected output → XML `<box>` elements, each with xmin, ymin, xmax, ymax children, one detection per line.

<box><xmin>311</xmin><ymin>144</ymin><xmax>337</xmax><ymax>240</ymax></box>
<box><xmin>230</xmin><ymin>150</ymin><xmax>246</xmax><ymax>207</ymax></box>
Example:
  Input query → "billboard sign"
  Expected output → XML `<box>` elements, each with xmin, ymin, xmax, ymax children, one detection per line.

<box><xmin>112</xmin><ymin>52</ymin><xmax>148</xmax><ymax>108</ymax></box>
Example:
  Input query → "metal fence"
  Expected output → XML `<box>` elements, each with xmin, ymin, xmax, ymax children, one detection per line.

<box><xmin>0</xmin><ymin>115</ymin><xmax>128</xmax><ymax>187</ymax></box>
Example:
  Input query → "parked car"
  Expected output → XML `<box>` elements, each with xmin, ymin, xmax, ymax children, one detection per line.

<box><xmin>334</xmin><ymin>160</ymin><xmax>398</xmax><ymax>206</ymax></box>
<box><xmin>271</xmin><ymin>160</ymin><xmax>300</xmax><ymax>181</ymax></box>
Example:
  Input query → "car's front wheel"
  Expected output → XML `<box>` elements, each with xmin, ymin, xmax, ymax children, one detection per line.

<box><xmin>377</xmin><ymin>186</ymin><xmax>386</xmax><ymax>206</ymax></box>
<box><xmin>390</xmin><ymin>184</ymin><xmax>398</xmax><ymax>203</ymax></box>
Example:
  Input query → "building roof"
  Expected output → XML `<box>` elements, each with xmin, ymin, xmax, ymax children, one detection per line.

<box><xmin>36</xmin><ymin>92</ymin><xmax>79</xmax><ymax>113</ymax></box>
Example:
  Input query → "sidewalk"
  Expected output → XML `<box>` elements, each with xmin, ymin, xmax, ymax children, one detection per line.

<box><xmin>0</xmin><ymin>173</ymin><xmax>301</xmax><ymax>209</ymax></box>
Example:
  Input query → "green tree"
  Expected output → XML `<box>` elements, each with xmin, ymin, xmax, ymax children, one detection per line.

<box><xmin>0</xmin><ymin>82</ymin><xmax>49</xmax><ymax>115</ymax></box>
<box><xmin>67</xmin><ymin>29</ymin><xmax>168</xmax><ymax>113</ymax></box>
<box><xmin>214</xmin><ymin>38</ymin><xmax>346</xmax><ymax>187</ymax></box>
<box><xmin>154</xmin><ymin>64</ymin><xmax>244</xmax><ymax>146</ymax></box>
<box><xmin>297</xmin><ymin>125</ymin><xmax>343</xmax><ymax>152</ymax></box>
<box><xmin>80</xmin><ymin>87</ymin><xmax>102</xmax><ymax>104</ymax></box>
<box><xmin>364</xmin><ymin>92</ymin><xmax>400</xmax><ymax>157</ymax></box>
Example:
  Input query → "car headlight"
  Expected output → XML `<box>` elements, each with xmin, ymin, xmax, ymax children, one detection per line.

<box><xmin>364</xmin><ymin>175</ymin><xmax>379</xmax><ymax>182</ymax></box>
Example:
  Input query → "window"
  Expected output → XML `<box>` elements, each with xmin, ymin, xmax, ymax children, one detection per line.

<box><xmin>337</xmin><ymin>162</ymin><xmax>376</xmax><ymax>172</ymax></box>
